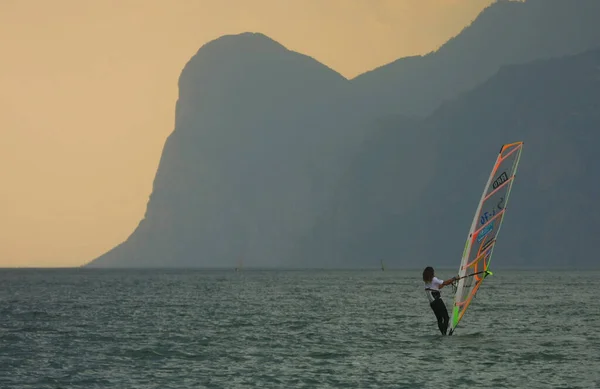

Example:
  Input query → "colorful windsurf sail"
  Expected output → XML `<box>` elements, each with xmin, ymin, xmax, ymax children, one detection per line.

<box><xmin>448</xmin><ymin>142</ymin><xmax>524</xmax><ymax>336</ymax></box>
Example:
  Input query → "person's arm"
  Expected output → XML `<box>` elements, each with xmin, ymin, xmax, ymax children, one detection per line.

<box><xmin>439</xmin><ymin>276</ymin><xmax>458</xmax><ymax>289</ymax></box>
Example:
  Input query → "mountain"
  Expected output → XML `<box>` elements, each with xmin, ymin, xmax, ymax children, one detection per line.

<box><xmin>86</xmin><ymin>1</ymin><xmax>600</xmax><ymax>269</ymax></box>
<box><xmin>88</xmin><ymin>33</ymin><xmax>366</xmax><ymax>268</ymax></box>
<box><xmin>306</xmin><ymin>47</ymin><xmax>600</xmax><ymax>269</ymax></box>
<box><xmin>352</xmin><ymin>0</ymin><xmax>600</xmax><ymax>117</ymax></box>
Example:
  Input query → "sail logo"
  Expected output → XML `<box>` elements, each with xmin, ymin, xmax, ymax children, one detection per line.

<box><xmin>492</xmin><ymin>171</ymin><xmax>509</xmax><ymax>189</ymax></box>
<box><xmin>476</xmin><ymin>222</ymin><xmax>494</xmax><ymax>243</ymax></box>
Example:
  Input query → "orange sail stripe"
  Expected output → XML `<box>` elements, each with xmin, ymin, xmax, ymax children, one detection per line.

<box><xmin>483</xmin><ymin>176</ymin><xmax>514</xmax><ymax>203</ymax></box>
<box><xmin>464</xmin><ymin>241</ymin><xmax>495</xmax><ymax>269</ymax></box>
<box><xmin>500</xmin><ymin>142</ymin><xmax>523</xmax><ymax>160</ymax></box>
<box><xmin>456</xmin><ymin>278</ymin><xmax>484</xmax><ymax>308</ymax></box>
<box><xmin>501</xmin><ymin>141</ymin><xmax>523</xmax><ymax>153</ymax></box>
<box><xmin>473</xmin><ymin>209</ymin><xmax>505</xmax><ymax>240</ymax></box>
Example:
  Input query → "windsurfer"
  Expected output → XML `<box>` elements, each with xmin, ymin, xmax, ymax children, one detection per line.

<box><xmin>422</xmin><ymin>266</ymin><xmax>457</xmax><ymax>335</ymax></box>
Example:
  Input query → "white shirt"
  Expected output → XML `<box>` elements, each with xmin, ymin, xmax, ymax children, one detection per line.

<box><xmin>424</xmin><ymin>277</ymin><xmax>444</xmax><ymax>303</ymax></box>
<box><xmin>424</xmin><ymin>276</ymin><xmax>444</xmax><ymax>291</ymax></box>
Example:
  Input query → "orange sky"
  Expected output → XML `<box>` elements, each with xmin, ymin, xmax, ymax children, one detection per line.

<box><xmin>0</xmin><ymin>0</ymin><xmax>494</xmax><ymax>267</ymax></box>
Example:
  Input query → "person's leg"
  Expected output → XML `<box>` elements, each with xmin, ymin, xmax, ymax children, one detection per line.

<box><xmin>440</xmin><ymin>300</ymin><xmax>449</xmax><ymax>335</ymax></box>
<box><xmin>430</xmin><ymin>299</ymin><xmax>449</xmax><ymax>335</ymax></box>
<box><xmin>430</xmin><ymin>300</ymin><xmax>443</xmax><ymax>334</ymax></box>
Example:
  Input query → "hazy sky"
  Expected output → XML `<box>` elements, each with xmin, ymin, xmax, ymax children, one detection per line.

<box><xmin>0</xmin><ymin>0</ymin><xmax>494</xmax><ymax>267</ymax></box>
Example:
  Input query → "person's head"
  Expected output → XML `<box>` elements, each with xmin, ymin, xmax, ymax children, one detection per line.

<box><xmin>422</xmin><ymin>266</ymin><xmax>434</xmax><ymax>282</ymax></box>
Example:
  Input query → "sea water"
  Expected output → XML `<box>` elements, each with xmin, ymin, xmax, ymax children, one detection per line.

<box><xmin>1</xmin><ymin>269</ymin><xmax>598</xmax><ymax>388</ymax></box>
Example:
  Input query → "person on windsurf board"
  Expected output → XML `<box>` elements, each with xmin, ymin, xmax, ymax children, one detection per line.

<box><xmin>423</xmin><ymin>266</ymin><xmax>457</xmax><ymax>335</ymax></box>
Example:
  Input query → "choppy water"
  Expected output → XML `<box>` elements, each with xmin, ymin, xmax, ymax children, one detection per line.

<box><xmin>0</xmin><ymin>269</ymin><xmax>598</xmax><ymax>388</ymax></box>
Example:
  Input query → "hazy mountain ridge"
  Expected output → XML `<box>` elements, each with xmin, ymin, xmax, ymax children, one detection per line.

<box><xmin>308</xmin><ymin>48</ymin><xmax>600</xmax><ymax>268</ymax></box>
<box><xmin>86</xmin><ymin>1</ymin><xmax>600</xmax><ymax>268</ymax></box>
<box><xmin>352</xmin><ymin>0</ymin><xmax>600</xmax><ymax>117</ymax></box>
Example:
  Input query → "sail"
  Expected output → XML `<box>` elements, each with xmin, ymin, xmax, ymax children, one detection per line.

<box><xmin>235</xmin><ymin>257</ymin><xmax>244</xmax><ymax>272</ymax></box>
<box><xmin>448</xmin><ymin>141</ymin><xmax>524</xmax><ymax>335</ymax></box>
